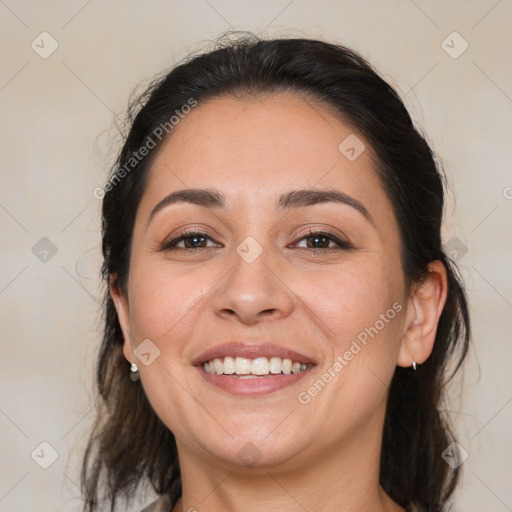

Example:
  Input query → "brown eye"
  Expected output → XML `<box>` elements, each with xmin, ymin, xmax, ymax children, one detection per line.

<box><xmin>160</xmin><ymin>231</ymin><xmax>219</xmax><ymax>251</ymax></box>
<box><xmin>294</xmin><ymin>230</ymin><xmax>352</xmax><ymax>251</ymax></box>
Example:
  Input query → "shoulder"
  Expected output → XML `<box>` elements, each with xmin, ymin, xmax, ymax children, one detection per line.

<box><xmin>140</xmin><ymin>494</ymin><xmax>172</xmax><ymax>512</ymax></box>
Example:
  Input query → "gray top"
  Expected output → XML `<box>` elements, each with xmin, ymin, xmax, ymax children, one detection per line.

<box><xmin>140</xmin><ymin>495</ymin><xmax>421</xmax><ymax>511</ymax></box>
<box><xmin>140</xmin><ymin>494</ymin><xmax>172</xmax><ymax>512</ymax></box>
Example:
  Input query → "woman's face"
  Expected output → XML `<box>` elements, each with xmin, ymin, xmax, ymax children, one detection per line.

<box><xmin>114</xmin><ymin>93</ymin><xmax>411</xmax><ymax>471</ymax></box>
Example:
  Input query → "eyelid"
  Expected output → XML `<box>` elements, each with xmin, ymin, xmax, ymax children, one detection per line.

<box><xmin>158</xmin><ymin>226</ymin><xmax>353</xmax><ymax>252</ymax></box>
<box><xmin>289</xmin><ymin>227</ymin><xmax>353</xmax><ymax>250</ymax></box>
<box><xmin>158</xmin><ymin>228</ymin><xmax>222</xmax><ymax>251</ymax></box>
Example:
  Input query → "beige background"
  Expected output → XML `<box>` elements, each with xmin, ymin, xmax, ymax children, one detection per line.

<box><xmin>0</xmin><ymin>1</ymin><xmax>511</xmax><ymax>511</ymax></box>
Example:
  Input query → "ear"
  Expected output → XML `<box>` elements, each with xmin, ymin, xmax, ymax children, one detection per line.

<box><xmin>110</xmin><ymin>275</ymin><xmax>135</xmax><ymax>363</ymax></box>
<box><xmin>397</xmin><ymin>260</ymin><xmax>448</xmax><ymax>368</ymax></box>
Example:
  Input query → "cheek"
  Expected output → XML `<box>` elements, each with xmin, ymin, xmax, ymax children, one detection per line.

<box><xmin>302</xmin><ymin>259</ymin><xmax>403</xmax><ymax>349</ymax></box>
<box><xmin>300</xmin><ymin>260</ymin><xmax>405</xmax><ymax>423</ymax></box>
<box><xmin>295</xmin><ymin>261</ymin><xmax>404</xmax><ymax>423</ymax></box>
<box><xmin>126</xmin><ymin>257</ymin><xmax>212</xmax><ymax>346</ymax></box>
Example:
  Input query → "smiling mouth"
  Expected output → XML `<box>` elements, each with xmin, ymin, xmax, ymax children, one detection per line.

<box><xmin>202</xmin><ymin>356</ymin><xmax>312</xmax><ymax>377</ymax></box>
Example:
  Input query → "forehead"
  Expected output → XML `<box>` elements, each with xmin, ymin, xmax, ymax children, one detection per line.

<box><xmin>138</xmin><ymin>93</ymin><xmax>393</xmax><ymax>222</ymax></box>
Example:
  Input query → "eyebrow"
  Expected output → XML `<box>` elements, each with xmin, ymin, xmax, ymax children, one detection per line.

<box><xmin>147</xmin><ymin>187</ymin><xmax>373</xmax><ymax>226</ymax></box>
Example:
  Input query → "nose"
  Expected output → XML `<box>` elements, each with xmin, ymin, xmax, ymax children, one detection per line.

<box><xmin>212</xmin><ymin>244</ymin><xmax>295</xmax><ymax>325</ymax></box>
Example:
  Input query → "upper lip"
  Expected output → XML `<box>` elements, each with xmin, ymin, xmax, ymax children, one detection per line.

<box><xmin>193</xmin><ymin>342</ymin><xmax>316</xmax><ymax>366</ymax></box>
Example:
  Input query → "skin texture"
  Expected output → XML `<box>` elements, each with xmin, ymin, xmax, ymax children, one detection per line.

<box><xmin>111</xmin><ymin>93</ymin><xmax>447</xmax><ymax>512</ymax></box>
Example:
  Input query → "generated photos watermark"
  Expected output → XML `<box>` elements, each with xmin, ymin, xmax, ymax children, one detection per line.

<box><xmin>297</xmin><ymin>301</ymin><xmax>403</xmax><ymax>405</ymax></box>
<box><xmin>93</xmin><ymin>97</ymin><xmax>198</xmax><ymax>200</ymax></box>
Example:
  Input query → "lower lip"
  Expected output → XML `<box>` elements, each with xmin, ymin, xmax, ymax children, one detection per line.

<box><xmin>196</xmin><ymin>367</ymin><xmax>313</xmax><ymax>396</ymax></box>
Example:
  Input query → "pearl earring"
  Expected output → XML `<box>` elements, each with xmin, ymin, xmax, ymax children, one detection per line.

<box><xmin>129</xmin><ymin>362</ymin><xmax>140</xmax><ymax>382</ymax></box>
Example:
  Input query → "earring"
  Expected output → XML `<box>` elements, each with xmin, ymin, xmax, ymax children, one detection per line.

<box><xmin>129</xmin><ymin>362</ymin><xmax>140</xmax><ymax>382</ymax></box>
<box><xmin>412</xmin><ymin>360</ymin><xmax>417</xmax><ymax>371</ymax></box>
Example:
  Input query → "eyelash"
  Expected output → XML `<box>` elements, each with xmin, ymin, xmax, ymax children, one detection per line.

<box><xmin>160</xmin><ymin>229</ymin><xmax>352</xmax><ymax>253</ymax></box>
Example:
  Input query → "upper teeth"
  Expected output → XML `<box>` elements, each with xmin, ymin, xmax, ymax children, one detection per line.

<box><xmin>202</xmin><ymin>356</ymin><xmax>309</xmax><ymax>376</ymax></box>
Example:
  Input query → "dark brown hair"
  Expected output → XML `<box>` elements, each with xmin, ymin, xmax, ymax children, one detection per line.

<box><xmin>82</xmin><ymin>33</ymin><xmax>470</xmax><ymax>512</ymax></box>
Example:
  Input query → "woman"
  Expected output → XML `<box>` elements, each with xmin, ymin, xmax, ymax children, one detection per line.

<box><xmin>82</xmin><ymin>35</ymin><xmax>470</xmax><ymax>512</ymax></box>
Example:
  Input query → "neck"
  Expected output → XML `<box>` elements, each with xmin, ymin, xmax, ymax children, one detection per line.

<box><xmin>172</xmin><ymin>405</ymin><xmax>404</xmax><ymax>512</ymax></box>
